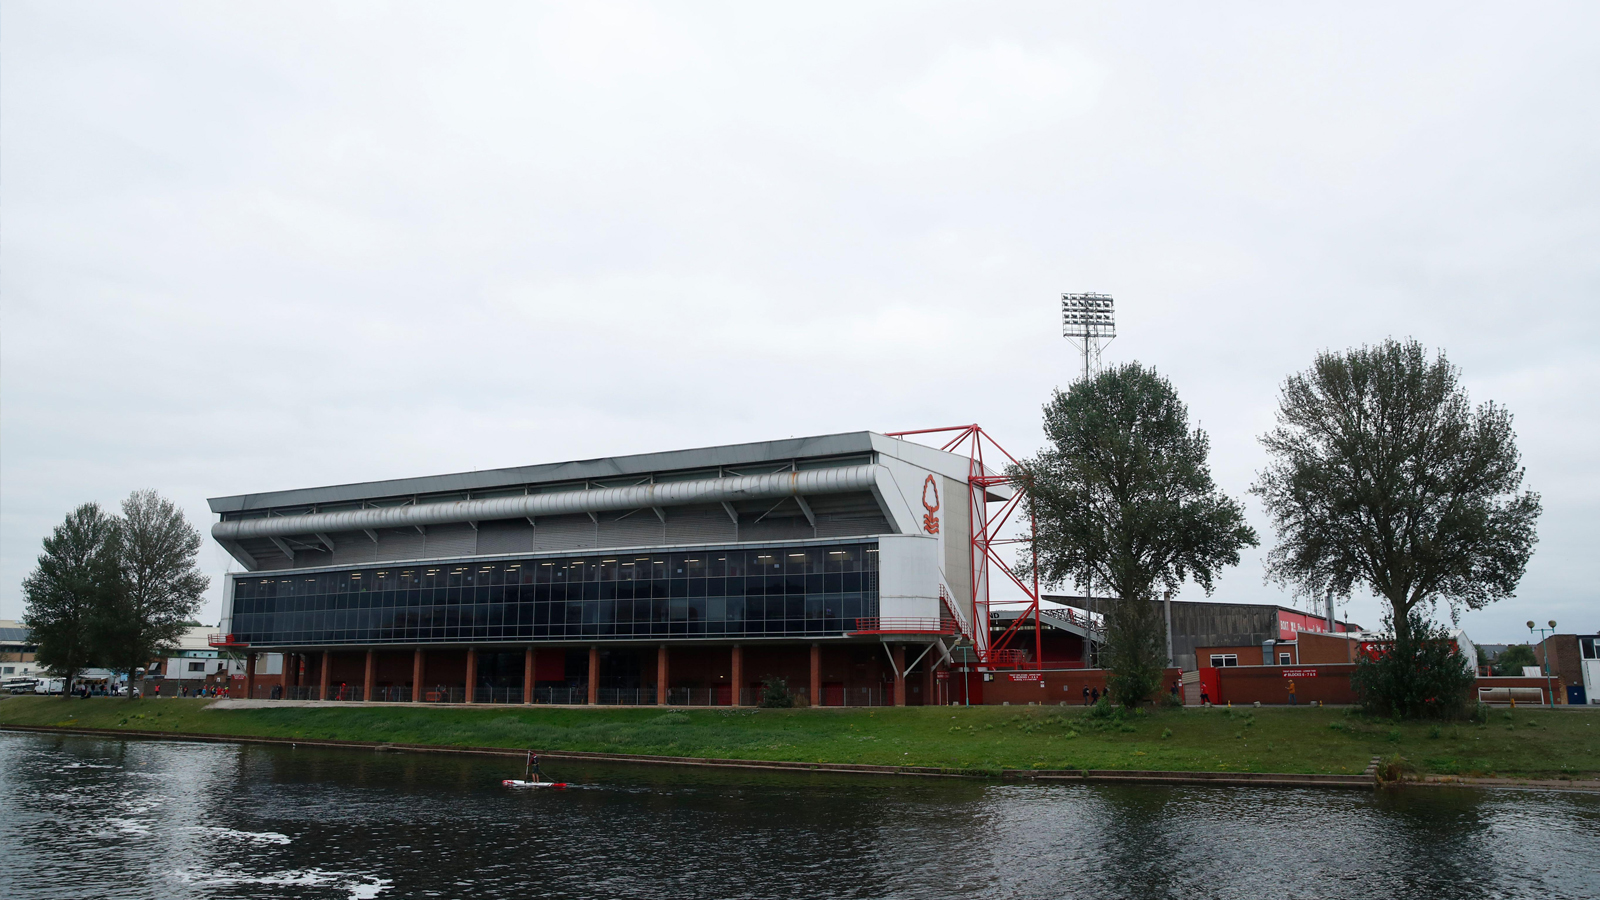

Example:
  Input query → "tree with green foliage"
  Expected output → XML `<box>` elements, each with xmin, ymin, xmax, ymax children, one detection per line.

<box><xmin>1254</xmin><ymin>339</ymin><xmax>1541</xmax><ymax>646</ymax></box>
<box><xmin>759</xmin><ymin>676</ymin><xmax>795</xmax><ymax>708</ymax></box>
<box><xmin>1491</xmin><ymin>643</ymin><xmax>1538</xmax><ymax>676</ymax></box>
<box><xmin>92</xmin><ymin>490</ymin><xmax>209</xmax><ymax>698</ymax></box>
<box><xmin>1351</xmin><ymin>607</ymin><xmax>1477</xmax><ymax>719</ymax></box>
<box><xmin>1018</xmin><ymin>363</ymin><xmax>1258</xmax><ymax>707</ymax></box>
<box><xmin>21</xmin><ymin>504</ymin><xmax>122</xmax><ymax>697</ymax></box>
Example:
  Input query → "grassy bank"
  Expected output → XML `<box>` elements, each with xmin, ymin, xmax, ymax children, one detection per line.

<box><xmin>2</xmin><ymin>694</ymin><xmax>1595</xmax><ymax>777</ymax></box>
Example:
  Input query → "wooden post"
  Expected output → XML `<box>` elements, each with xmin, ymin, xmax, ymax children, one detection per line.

<box><xmin>464</xmin><ymin>647</ymin><xmax>477</xmax><ymax>704</ymax></box>
<box><xmin>412</xmin><ymin>648</ymin><xmax>424</xmax><ymax>703</ymax></box>
<box><xmin>893</xmin><ymin>644</ymin><xmax>906</xmax><ymax>707</ymax></box>
<box><xmin>657</xmin><ymin>645</ymin><xmax>669</xmax><ymax>706</ymax></box>
<box><xmin>587</xmin><ymin>646</ymin><xmax>599</xmax><ymax>705</ymax></box>
<box><xmin>810</xmin><ymin>643</ymin><xmax>821</xmax><ymax>708</ymax></box>
<box><xmin>363</xmin><ymin>650</ymin><xmax>375</xmax><ymax>702</ymax></box>
<box><xmin>730</xmin><ymin>644</ymin><xmax>743</xmax><ymax>707</ymax></box>
<box><xmin>318</xmin><ymin>650</ymin><xmax>330</xmax><ymax>701</ymax></box>
<box><xmin>523</xmin><ymin>647</ymin><xmax>535</xmax><ymax>705</ymax></box>
<box><xmin>244</xmin><ymin>653</ymin><xmax>256</xmax><ymax>700</ymax></box>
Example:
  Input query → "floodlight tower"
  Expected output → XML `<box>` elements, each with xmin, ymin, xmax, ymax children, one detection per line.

<box><xmin>1061</xmin><ymin>293</ymin><xmax>1116</xmax><ymax>382</ymax></box>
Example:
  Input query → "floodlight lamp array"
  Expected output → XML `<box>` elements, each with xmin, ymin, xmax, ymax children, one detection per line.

<box><xmin>1061</xmin><ymin>292</ymin><xmax>1116</xmax><ymax>339</ymax></box>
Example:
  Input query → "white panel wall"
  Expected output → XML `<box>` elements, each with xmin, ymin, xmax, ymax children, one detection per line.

<box><xmin>876</xmin><ymin>533</ymin><xmax>941</xmax><ymax>620</ymax></box>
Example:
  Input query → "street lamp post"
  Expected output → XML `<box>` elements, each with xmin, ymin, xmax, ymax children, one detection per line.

<box><xmin>1528</xmin><ymin>620</ymin><xmax>1558</xmax><ymax>709</ymax></box>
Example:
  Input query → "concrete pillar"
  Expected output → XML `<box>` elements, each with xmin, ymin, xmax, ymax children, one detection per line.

<box><xmin>244</xmin><ymin>652</ymin><xmax>257</xmax><ymax>700</ymax></box>
<box><xmin>587</xmin><ymin>646</ymin><xmax>599</xmax><ymax>705</ymax></box>
<box><xmin>730</xmin><ymin>644</ymin><xmax>743</xmax><ymax>707</ymax></box>
<box><xmin>893</xmin><ymin>644</ymin><xmax>906</xmax><ymax>707</ymax></box>
<box><xmin>657</xmin><ymin>645</ymin><xmax>669</xmax><ymax>706</ymax></box>
<box><xmin>465</xmin><ymin>647</ymin><xmax>478</xmax><ymax>704</ymax></box>
<box><xmin>412</xmin><ymin>648</ymin><xmax>424</xmax><ymax>703</ymax></box>
<box><xmin>523</xmin><ymin>647</ymin><xmax>535</xmax><ymax>705</ymax></box>
<box><xmin>810</xmin><ymin>643</ymin><xmax>821</xmax><ymax>708</ymax></box>
<box><xmin>363</xmin><ymin>650</ymin><xmax>375</xmax><ymax>702</ymax></box>
<box><xmin>319</xmin><ymin>650</ymin><xmax>331</xmax><ymax>701</ymax></box>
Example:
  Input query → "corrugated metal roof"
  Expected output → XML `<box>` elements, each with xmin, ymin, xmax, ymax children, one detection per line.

<box><xmin>208</xmin><ymin>432</ymin><xmax>881</xmax><ymax>514</ymax></box>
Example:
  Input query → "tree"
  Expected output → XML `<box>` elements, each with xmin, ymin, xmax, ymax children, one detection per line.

<box><xmin>1253</xmin><ymin>339</ymin><xmax>1541</xmax><ymax>645</ymax></box>
<box><xmin>1018</xmin><ymin>364</ymin><xmax>1258</xmax><ymax>707</ymax></box>
<box><xmin>1351</xmin><ymin>607</ymin><xmax>1476</xmax><ymax>720</ymax></box>
<box><xmin>93</xmin><ymin>490</ymin><xmax>209</xmax><ymax>698</ymax></box>
<box><xmin>21</xmin><ymin>504</ymin><xmax>121</xmax><ymax>697</ymax></box>
<box><xmin>1492</xmin><ymin>643</ymin><xmax>1537</xmax><ymax>676</ymax></box>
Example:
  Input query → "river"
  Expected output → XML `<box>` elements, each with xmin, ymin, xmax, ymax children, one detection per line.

<box><xmin>0</xmin><ymin>732</ymin><xmax>1595</xmax><ymax>899</ymax></box>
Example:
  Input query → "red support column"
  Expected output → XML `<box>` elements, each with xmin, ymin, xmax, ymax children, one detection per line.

<box><xmin>587</xmin><ymin>646</ymin><xmax>599</xmax><ymax>705</ymax></box>
<box><xmin>363</xmin><ymin>650</ymin><xmax>375</xmax><ymax>703</ymax></box>
<box><xmin>319</xmin><ymin>650</ymin><xmax>331</xmax><ymax>701</ymax></box>
<box><xmin>412</xmin><ymin>648</ymin><xmax>424</xmax><ymax>703</ymax></box>
<box><xmin>922</xmin><ymin>655</ymin><xmax>935</xmax><ymax>707</ymax></box>
<box><xmin>656</xmin><ymin>645</ymin><xmax>669</xmax><ymax>706</ymax></box>
<box><xmin>523</xmin><ymin>647</ymin><xmax>535</xmax><ymax>705</ymax></box>
<box><xmin>286</xmin><ymin>653</ymin><xmax>297</xmax><ymax>688</ymax></box>
<box><xmin>893</xmin><ymin>644</ymin><xmax>906</xmax><ymax>707</ymax></box>
<box><xmin>730</xmin><ymin>644</ymin><xmax>743</xmax><ymax>707</ymax></box>
<box><xmin>810</xmin><ymin>643</ymin><xmax>821</xmax><ymax>708</ymax></box>
<box><xmin>245</xmin><ymin>653</ymin><xmax>257</xmax><ymax>700</ymax></box>
<box><xmin>464</xmin><ymin>647</ymin><xmax>477</xmax><ymax>704</ymax></box>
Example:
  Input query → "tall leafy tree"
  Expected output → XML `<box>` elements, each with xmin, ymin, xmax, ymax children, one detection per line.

<box><xmin>1253</xmin><ymin>340</ymin><xmax>1541</xmax><ymax>644</ymax></box>
<box><xmin>1019</xmin><ymin>363</ymin><xmax>1258</xmax><ymax>706</ymax></box>
<box><xmin>93</xmin><ymin>490</ymin><xmax>209</xmax><ymax>697</ymax></box>
<box><xmin>21</xmin><ymin>504</ymin><xmax>121</xmax><ymax>697</ymax></box>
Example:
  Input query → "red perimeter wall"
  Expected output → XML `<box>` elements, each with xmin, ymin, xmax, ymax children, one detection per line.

<box><xmin>1209</xmin><ymin>664</ymin><xmax>1359</xmax><ymax>705</ymax></box>
<box><xmin>952</xmin><ymin>667</ymin><xmax>1183</xmax><ymax>706</ymax></box>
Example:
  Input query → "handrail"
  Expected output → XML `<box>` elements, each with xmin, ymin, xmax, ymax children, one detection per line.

<box><xmin>852</xmin><ymin>617</ymin><xmax>961</xmax><ymax>635</ymax></box>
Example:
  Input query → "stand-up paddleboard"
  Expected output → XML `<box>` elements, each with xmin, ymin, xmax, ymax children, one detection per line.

<box><xmin>504</xmin><ymin>751</ymin><xmax>566</xmax><ymax>789</ymax></box>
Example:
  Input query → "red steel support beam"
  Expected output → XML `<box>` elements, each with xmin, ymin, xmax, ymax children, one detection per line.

<box><xmin>464</xmin><ymin>647</ymin><xmax>477</xmax><ymax>705</ymax></box>
<box><xmin>244</xmin><ymin>653</ymin><xmax>256</xmax><ymax>701</ymax></box>
<box><xmin>893</xmin><ymin>644</ymin><xmax>906</xmax><ymax>707</ymax></box>
<box><xmin>363</xmin><ymin>650</ymin><xmax>374</xmax><ymax>703</ymax></box>
<box><xmin>318</xmin><ymin>650</ymin><xmax>330</xmax><ymax>701</ymax></box>
<box><xmin>730</xmin><ymin>644</ymin><xmax>743</xmax><ymax>707</ymax></box>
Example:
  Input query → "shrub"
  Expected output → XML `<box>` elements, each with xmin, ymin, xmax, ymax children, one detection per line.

<box><xmin>1351</xmin><ymin>607</ymin><xmax>1476</xmax><ymax>720</ymax></box>
<box><xmin>758</xmin><ymin>677</ymin><xmax>794</xmax><ymax>708</ymax></box>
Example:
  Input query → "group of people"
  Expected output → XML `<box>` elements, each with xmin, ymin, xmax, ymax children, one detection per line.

<box><xmin>1079</xmin><ymin>686</ymin><xmax>1103</xmax><ymax>705</ymax></box>
<box><xmin>177</xmin><ymin>684</ymin><xmax>229</xmax><ymax>699</ymax></box>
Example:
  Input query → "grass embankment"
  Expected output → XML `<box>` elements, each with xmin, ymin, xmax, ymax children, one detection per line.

<box><xmin>2</xmin><ymin>694</ymin><xmax>1595</xmax><ymax>778</ymax></box>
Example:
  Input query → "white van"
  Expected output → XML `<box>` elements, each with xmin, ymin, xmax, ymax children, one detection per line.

<box><xmin>33</xmin><ymin>678</ymin><xmax>65</xmax><ymax>695</ymax></box>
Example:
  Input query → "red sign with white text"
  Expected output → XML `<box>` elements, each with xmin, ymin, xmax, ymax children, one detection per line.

<box><xmin>1281</xmin><ymin>669</ymin><xmax>1317</xmax><ymax>678</ymax></box>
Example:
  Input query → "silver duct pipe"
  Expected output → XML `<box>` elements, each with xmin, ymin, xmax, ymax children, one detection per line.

<box><xmin>212</xmin><ymin>464</ymin><xmax>885</xmax><ymax>543</ymax></box>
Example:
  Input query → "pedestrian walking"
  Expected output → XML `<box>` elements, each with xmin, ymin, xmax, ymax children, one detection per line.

<box><xmin>1081</xmin><ymin>686</ymin><xmax>1091</xmax><ymax>706</ymax></box>
<box><xmin>1090</xmin><ymin>687</ymin><xmax>1100</xmax><ymax>705</ymax></box>
<box><xmin>1200</xmin><ymin>686</ymin><xmax>1211</xmax><ymax>706</ymax></box>
<box><xmin>1287</xmin><ymin>679</ymin><xmax>1297</xmax><ymax>706</ymax></box>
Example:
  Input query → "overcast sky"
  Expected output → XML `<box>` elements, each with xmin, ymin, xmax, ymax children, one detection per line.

<box><xmin>2</xmin><ymin>3</ymin><xmax>1595</xmax><ymax>643</ymax></box>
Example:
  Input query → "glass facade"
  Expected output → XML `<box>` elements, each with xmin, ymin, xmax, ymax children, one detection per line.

<box><xmin>229</xmin><ymin>542</ymin><xmax>878</xmax><ymax>646</ymax></box>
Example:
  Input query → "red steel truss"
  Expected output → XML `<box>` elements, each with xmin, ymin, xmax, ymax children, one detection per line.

<box><xmin>884</xmin><ymin>424</ymin><xmax>1042</xmax><ymax>669</ymax></box>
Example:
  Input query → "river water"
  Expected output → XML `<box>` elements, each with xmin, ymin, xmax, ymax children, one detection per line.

<box><xmin>1</xmin><ymin>732</ymin><xmax>1595</xmax><ymax>900</ymax></box>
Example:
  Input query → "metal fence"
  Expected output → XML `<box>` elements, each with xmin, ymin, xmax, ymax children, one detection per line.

<box><xmin>244</xmin><ymin>682</ymin><xmax>893</xmax><ymax>707</ymax></box>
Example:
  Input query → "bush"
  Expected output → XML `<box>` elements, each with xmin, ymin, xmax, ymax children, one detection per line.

<box><xmin>1351</xmin><ymin>607</ymin><xmax>1476</xmax><ymax>720</ymax></box>
<box><xmin>758</xmin><ymin>677</ymin><xmax>794</xmax><ymax>708</ymax></box>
